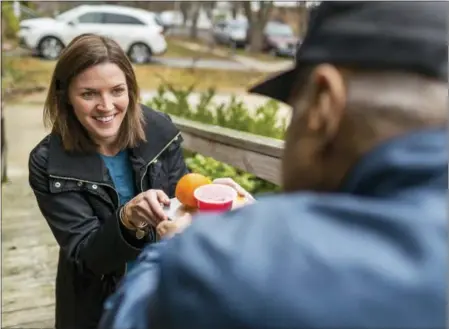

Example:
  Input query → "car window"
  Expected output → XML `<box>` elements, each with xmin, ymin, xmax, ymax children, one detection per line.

<box><xmin>154</xmin><ymin>14</ymin><xmax>164</xmax><ymax>27</ymax></box>
<box><xmin>265</xmin><ymin>22</ymin><xmax>294</xmax><ymax>36</ymax></box>
<box><xmin>229</xmin><ymin>21</ymin><xmax>247</xmax><ymax>31</ymax></box>
<box><xmin>56</xmin><ymin>7</ymin><xmax>84</xmax><ymax>21</ymax></box>
<box><xmin>77</xmin><ymin>12</ymin><xmax>104</xmax><ymax>24</ymax></box>
<box><xmin>103</xmin><ymin>13</ymin><xmax>144</xmax><ymax>25</ymax></box>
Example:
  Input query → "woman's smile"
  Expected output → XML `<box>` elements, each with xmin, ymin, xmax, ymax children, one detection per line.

<box><xmin>92</xmin><ymin>113</ymin><xmax>118</xmax><ymax>125</ymax></box>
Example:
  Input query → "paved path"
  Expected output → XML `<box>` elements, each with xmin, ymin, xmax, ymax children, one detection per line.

<box><xmin>153</xmin><ymin>57</ymin><xmax>248</xmax><ymax>71</ymax></box>
<box><xmin>2</xmin><ymin>103</ymin><xmax>57</xmax><ymax>328</ymax></box>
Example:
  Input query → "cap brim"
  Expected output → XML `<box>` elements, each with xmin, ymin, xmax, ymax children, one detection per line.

<box><xmin>247</xmin><ymin>68</ymin><xmax>295</xmax><ymax>103</ymax></box>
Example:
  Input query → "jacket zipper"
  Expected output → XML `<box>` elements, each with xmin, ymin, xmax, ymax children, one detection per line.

<box><xmin>139</xmin><ymin>132</ymin><xmax>181</xmax><ymax>192</ymax></box>
<box><xmin>124</xmin><ymin>132</ymin><xmax>181</xmax><ymax>276</ymax></box>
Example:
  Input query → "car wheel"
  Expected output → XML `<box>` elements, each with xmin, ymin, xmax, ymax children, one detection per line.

<box><xmin>128</xmin><ymin>43</ymin><xmax>152</xmax><ymax>64</ymax></box>
<box><xmin>39</xmin><ymin>36</ymin><xmax>64</xmax><ymax>60</ymax></box>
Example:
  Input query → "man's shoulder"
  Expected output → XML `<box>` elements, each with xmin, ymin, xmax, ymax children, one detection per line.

<box><xmin>156</xmin><ymin>192</ymin><xmax>445</xmax><ymax>328</ymax></box>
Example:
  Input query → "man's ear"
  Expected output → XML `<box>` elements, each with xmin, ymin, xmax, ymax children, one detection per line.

<box><xmin>306</xmin><ymin>64</ymin><xmax>347</xmax><ymax>141</ymax></box>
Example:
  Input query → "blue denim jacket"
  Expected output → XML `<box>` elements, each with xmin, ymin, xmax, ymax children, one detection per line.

<box><xmin>99</xmin><ymin>128</ymin><xmax>447</xmax><ymax>329</ymax></box>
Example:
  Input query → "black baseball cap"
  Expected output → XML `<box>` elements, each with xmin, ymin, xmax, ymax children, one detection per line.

<box><xmin>248</xmin><ymin>1</ymin><xmax>448</xmax><ymax>103</ymax></box>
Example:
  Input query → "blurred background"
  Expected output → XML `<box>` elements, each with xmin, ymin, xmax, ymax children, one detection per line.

<box><xmin>1</xmin><ymin>1</ymin><xmax>318</xmax><ymax>327</ymax></box>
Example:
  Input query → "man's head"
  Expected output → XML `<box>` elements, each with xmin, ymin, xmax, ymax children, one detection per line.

<box><xmin>249</xmin><ymin>2</ymin><xmax>448</xmax><ymax>193</ymax></box>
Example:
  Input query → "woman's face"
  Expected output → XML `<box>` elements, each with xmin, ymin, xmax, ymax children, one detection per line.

<box><xmin>68</xmin><ymin>62</ymin><xmax>129</xmax><ymax>148</ymax></box>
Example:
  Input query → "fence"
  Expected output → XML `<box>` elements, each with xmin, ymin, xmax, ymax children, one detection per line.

<box><xmin>171</xmin><ymin>116</ymin><xmax>284</xmax><ymax>185</ymax></box>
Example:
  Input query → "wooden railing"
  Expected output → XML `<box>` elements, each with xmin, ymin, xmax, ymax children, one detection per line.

<box><xmin>171</xmin><ymin>116</ymin><xmax>284</xmax><ymax>185</ymax></box>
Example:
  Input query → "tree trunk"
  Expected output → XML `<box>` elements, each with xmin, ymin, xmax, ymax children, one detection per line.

<box><xmin>248</xmin><ymin>22</ymin><xmax>265</xmax><ymax>53</ymax></box>
<box><xmin>179</xmin><ymin>2</ymin><xmax>189</xmax><ymax>26</ymax></box>
<box><xmin>203</xmin><ymin>1</ymin><xmax>215</xmax><ymax>21</ymax></box>
<box><xmin>243</xmin><ymin>1</ymin><xmax>274</xmax><ymax>53</ymax></box>
<box><xmin>297</xmin><ymin>1</ymin><xmax>309</xmax><ymax>38</ymax></box>
<box><xmin>189</xmin><ymin>2</ymin><xmax>201</xmax><ymax>40</ymax></box>
<box><xmin>231</xmin><ymin>2</ymin><xmax>239</xmax><ymax>19</ymax></box>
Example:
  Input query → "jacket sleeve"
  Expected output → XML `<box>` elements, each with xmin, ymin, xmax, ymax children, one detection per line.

<box><xmin>165</xmin><ymin>134</ymin><xmax>189</xmax><ymax>198</ymax></box>
<box><xmin>28</xmin><ymin>150</ymin><xmax>147</xmax><ymax>276</ymax></box>
<box><xmin>98</xmin><ymin>193</ymin><xmax>446</xmax><ymax>329</ymax></box>
<box><xmin>99</xmin><ymin>240</ymin><xmax>168</xmax><ymax>329</ymax></box>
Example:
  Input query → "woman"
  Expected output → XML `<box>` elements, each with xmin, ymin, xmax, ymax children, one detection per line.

<box><xmin>28</xmin><ymin>34</ymin><xmax>189</xmax><ymax>329</ymax></box>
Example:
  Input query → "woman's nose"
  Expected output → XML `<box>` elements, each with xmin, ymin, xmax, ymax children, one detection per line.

<box><xmin>97</xmin><ymin>96</ymin><xmax>114</xmax><ymax>111</ymax></box>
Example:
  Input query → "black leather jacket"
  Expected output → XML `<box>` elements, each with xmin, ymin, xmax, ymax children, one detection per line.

<box><xmin>28</xmin><ymin>105</ymin><xmax>188</xmax><ymax>329</ymax></box>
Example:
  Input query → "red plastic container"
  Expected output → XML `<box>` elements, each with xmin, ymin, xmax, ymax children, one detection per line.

<box><xmin>194</xmin><ymin>184</ymin><xmax>237</xmax><ymax>213</ymax></box>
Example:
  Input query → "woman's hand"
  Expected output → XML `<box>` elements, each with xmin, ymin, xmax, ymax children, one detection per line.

<box><xmin>122</xmin><ymin>189</ymin><xmax>171</xmax><ymax>229</ymax></box>
<box><xmin>156</xmin><ymin>213</ymin><xmax>193</xmax><ymax>239</ymax></box>
<box><xmin>212</xmin><ymin>178</ymin><xmax>256</xmax><ymax>206</ymax></box>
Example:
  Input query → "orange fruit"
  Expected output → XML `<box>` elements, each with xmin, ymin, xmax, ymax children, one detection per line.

<box><xmin>175</xmin><ymin>173</ymin><xmax>212</xmax><ymax>208</ymax></box>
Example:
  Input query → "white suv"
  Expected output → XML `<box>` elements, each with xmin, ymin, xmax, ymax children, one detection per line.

<box><xmin>18</xmin><ymin>4</ymin><xmax>167</xmax><ymax>63</ymax></box>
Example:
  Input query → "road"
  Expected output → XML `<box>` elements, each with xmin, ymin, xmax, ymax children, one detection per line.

<box><xmin>166</xmin><ymin>26</ymin><xmax>213</xmax><ymax>43</ymax></box>
<box><xmin>3</xmin><ymin>48</ymin><xmax>250</xmax><ymax>72</ymax></box>
<box><xmin>153</xmin><ymin>57</ymin><xmax>248</xmax><ymax>71</ymax></box>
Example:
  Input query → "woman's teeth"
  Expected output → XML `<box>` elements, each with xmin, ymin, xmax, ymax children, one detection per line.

<box><xmin>95</xmin><ymin>115</ymin><xmax>115</xmax><ymax>123</ymax></box>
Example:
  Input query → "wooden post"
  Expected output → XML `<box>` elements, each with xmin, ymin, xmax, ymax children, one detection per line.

<box><xmin>1</xmin><ymin>100</ymin><xmax>7</xmax><ymax>183</ymax></box>
<box><xmin>1</xmin><ymin>10</ymin><xmax>7</xmax><ymax>183</ymax></box>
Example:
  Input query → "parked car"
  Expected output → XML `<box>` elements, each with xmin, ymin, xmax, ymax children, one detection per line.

<box><xmin>262</xmin><ymin>21</ymin><xmax>299</xmax><ymax>58</ymax></box>
<box><xmin>213</xmin><ymin>19</ymin><xmax>299</xmax><ymax>57</ymax></box>
<box><xmin>17</xmin><ymin>4</ymin><xmax>167</xmax><ymax>63</ymax></box>
<box><xmin>212</xmin><ymin>19</ymin><xmax>248</xmax><ymax>48</ymax></box>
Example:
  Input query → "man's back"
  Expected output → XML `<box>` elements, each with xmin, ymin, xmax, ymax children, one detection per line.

<box><xmin>102</xmin><ymin>128</ymin><xmax>447</xmax><ymax>329</ymax></box>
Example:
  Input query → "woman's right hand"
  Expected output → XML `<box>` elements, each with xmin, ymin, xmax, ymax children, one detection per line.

<box><xmin>121</xmin><ymin>189</ymin><xmax>170</xmax><ymax>230</ymax></box>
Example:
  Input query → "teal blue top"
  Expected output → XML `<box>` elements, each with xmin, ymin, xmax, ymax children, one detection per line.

<box><xmin>100</xmin><ymin>150</ymin><xmax>139</xmax><ymax>273</ymax></box>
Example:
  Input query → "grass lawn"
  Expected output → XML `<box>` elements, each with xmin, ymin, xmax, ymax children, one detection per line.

<box><xmin>163</xmin><ymin>38</ymin><xmax>224</xmax><ymax>60</ymax></box>
<box><xmin>232</xmin><ymin>47</ymin><xmax>289</xmax><ymax>63</ymax></box>
<box><xmin>168</xmin><ymin>36</ymin><xmax>287</xmax><ymax>63</ymax></box>
<box><xmin>2</xmin><ymin>55</ymin><xmax>269</xmax><ymax>100</ymax></box>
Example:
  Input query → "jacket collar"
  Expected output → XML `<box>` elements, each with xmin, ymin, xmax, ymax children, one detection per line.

<box><xmin>47</xmin><ymin>105</ymin><xmax>179</xmax><ymax>183</ymax></box>
<box><xmin>338</xmin><ymin>127</ymin><xmax>447</xmax><ymax>197</ymax></box>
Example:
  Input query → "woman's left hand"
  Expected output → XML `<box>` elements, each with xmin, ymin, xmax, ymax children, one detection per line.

<box><xmin>157</xmin><ymin>213</ymin><xmax>193</xmax><ymax>239</ymax></box>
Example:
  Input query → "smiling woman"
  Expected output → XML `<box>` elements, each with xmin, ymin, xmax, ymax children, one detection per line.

<box><xmin>28</xmin><ymin>34</ymin><xmax>190</xmax><ymax>329</ymax></box>
<box><xmin>67</xmin><ymin>63</ymin><xmax>132</xmax><ymax>155</ymax></box>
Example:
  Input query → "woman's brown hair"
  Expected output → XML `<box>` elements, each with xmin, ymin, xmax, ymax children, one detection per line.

<box><xmin>43</xmin><ymin>34</ymin><xmax>146</xmax><ymax>153</ymax></box>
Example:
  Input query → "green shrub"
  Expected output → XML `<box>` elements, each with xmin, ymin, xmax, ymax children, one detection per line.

<box><xmin>183</xmin><ymin>151</ymin><xmax>281</xmax><ymax>195</ymax></box>
<box><xmin>147</xmin><ymin>83</ymin><xmax>287</xmax><ymax>139</ymax></box>
<box><xmin>1</xmin><ymin>3</ymin><xmax>20</xmax><ymax>40</ymax></box>
<box><xmin>147</xmin><ymin>83</ymin><xmax>286</xmax><ymax>195</ymax></box>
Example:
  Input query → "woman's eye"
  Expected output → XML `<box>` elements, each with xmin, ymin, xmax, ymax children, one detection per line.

<box><xmin>81</xmin><ymin>92</ymin><xmax>94</xmax><ymax>98</ymax></box>
<box><xmin>112</xmin><ymin>88</ymin><xmax>125</xmax><ymax>96</ymax></box>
